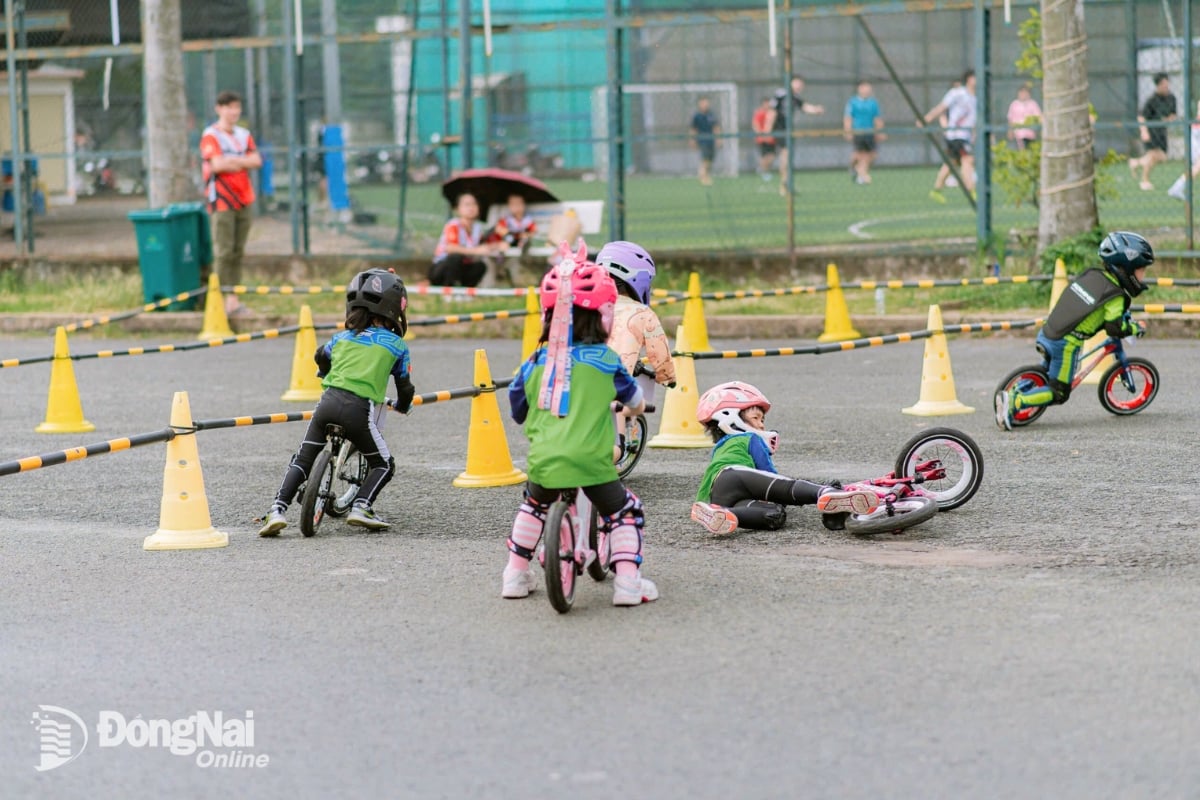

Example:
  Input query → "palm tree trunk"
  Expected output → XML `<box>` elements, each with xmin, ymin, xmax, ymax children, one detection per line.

<box><xmin>1038</xmin><ymin>0</ymin><xmax>1099</xmax><ymax>253</ymax></box>
<box><xmin>143</xmin><ymin>0</ymin><xmax>192</xmax><ymax>206</ymax></box>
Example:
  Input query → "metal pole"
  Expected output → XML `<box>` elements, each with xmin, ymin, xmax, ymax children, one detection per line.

<box><xmin>974</xmin><ymin>0</ymin><xmax>991</xmax><ymax>250</ymax></box>
<box><xmin>440</xmin><ymin>0</ymin><xmax>451</xmax><ymax>174</ymax></box>
<box><xmin>5</xmin><ymin>0</ymin><xmax>24</xmax><ymax>254</ymax></box>
<box><xmin>783</xmin><ymin>0</ymin><xmax>794</xmax><ymax>269</ymax></box>
<box><xmin>282</xmin><ymin>0</ymin><xmax>299</xmax><ymax>254</ymax></box>
<box><xmin>605</xmin><ymin>0</ymin><xmax>625</xmax><ymax>242</ymax></box>
<box><xmin>16</xmin><ymin>0</ymin><xmax>32</xmax><ymax>252</ymax></box>
<box><xmin>254</xmin><ymin>0</ymin><xmax>270</xmax><ymax>141</ymax></box>
<box><xmin>1183</xmin><ymin>0</ymin><xmax>1193</xmax><ymax>248</ymax></box>
<box><xmin>1126</xmin><ymin>0</ymin><xmax>1137</xmax><ymax>154</ymax></box>
<box><xmin>320</xmin><ymin>0</ymin><xmax>341</xmax><ymax>123</ymax></box>
<box><xmin>395</xmin><ymin>3</ymin><xmax>421</xmax><ymax>253</ymax></box>
<box><xmin>458</xmin><ymin>0</ymin><xmax>473</xmax><ymax>169</ymax></box>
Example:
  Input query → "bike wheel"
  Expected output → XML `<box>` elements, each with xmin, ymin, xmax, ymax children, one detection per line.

<box><xmin>542</xmin><ymin>500</ymin><xmax>577</xmax><ymax>614</ymax></box>
<box><xmin>328</xmin><ymin>447</ymin><xmax>368</xmax><ymax>517</ymax></box>
<box><xmin>299</xmin><ymin>449</ymin><xmax>335</xmax><ymax>538</ymax></box>
<box><xmin>1098</xmin><ymin>357</ymin><xmax>1159</xmax><ymax>416</ymax></box>
<box><xmin>844</xmin><ymin>495</ymin><xmax>938</xmax><ymax>535</ymax></box>
<box><xmin>586</xmin><ymin>509</ymin><xmax>608</xmax><ymax>583</ymax></box>
<box><xmin>615</xmin><ymin>415</ymin><xmax>649</xmax><ymax>479</ymax></box>
<box><xmin>995</xmin><ymin>365</ymin><xmax>1050</xmax><ymax>427</ymax></box>
<box><xmin>893</xmin><ymin>427</ymin><xmax>984</xmax><ymax>511</ymax></box>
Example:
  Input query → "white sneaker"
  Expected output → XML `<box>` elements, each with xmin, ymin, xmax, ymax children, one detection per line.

<box><xmin>690</xmin><ymin>501</ymin><xmax>738</xmax><ymax>536</ymax></box>
<box><xmin>501</xmin><ymin>566</ymin><xmax>537</xmax><ymax>599</ymax></box>
<box><xmin>816</xmin><ymin>486</ymin><xmax>879</xmax><ymax>515</ymax></box>
<box><xmin>994</xmin><ymin>389</ymin><xmax>1013</xmax><ymax>432</ymax></box>
<box><xmin>347</xmin><ymin>503</ymin><xmax>390</xmax><ymax>531</ymax></box>
<box><xmin>258</xmin><ymin>507</ymin><xmax>287</xmax><ymax>537</ymax></box>
<box><xmin>613</xmin><ymin>573</ymin><xmax>659</xmax><ymax>606</ymax></box>
<box><xmin>1168</xmin><ymin>178</ymin><xmax>1187</xmax><ymax>201</ymax></box>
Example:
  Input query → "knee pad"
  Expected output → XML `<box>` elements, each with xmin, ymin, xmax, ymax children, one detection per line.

<box><xmin>508</xmin><ymin>490</ymin><xmax>552</xmax><ymax>560</ymax></box>
<box><xmin>520</xmin><ymin>489</ymin><xmax>552</xmax><ymax>521</ymax></box>
<box><xmin>762</xmin><ymin>505</ymin><xmax>787</xmax><ymax>530</ymax></box>
<box><xmin>604</xmin><ymin>491</ymin><xmax>645</xmax><ymax>567</ymax></box>
<box><xmin>1049</xmin><ymin>379</ymin><xmax>1071</xmax><ymax>405</ymax></box>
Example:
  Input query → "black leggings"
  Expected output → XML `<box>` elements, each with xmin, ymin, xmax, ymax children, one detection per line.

<box><xmin>526</xmin><ymin>479</ymin><xmax>629</xmax><ymax>517</ymax></box>
<box><xmin>273</xmin><ymin>387</ymin><xmax>394</xmax><ymax>509</ymax></box>
<box><xmin>709</xmin><ymin>466</ymin><xmax>823</xmax><ymax>530</ymax></box>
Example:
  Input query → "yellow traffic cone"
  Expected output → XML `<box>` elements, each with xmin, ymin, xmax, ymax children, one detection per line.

<box><xmin>35</xmin><ymin>327</ymin><xmax>95</xmax><ymax>434</ymax></box>
<box><xmin>680</xmin><ymin>272</ymin><xmax>711</xmax><ymax>352</ymax></box>
<box><xmin>281</xmin><ymin>304</ymin><xmax>324</xmax><ymax>402</ymax></box>
<box><xmin>144</xmin><ymin>391</ymin><xmax>228</xmax><ymax>551</ymax></box>
<box><xmin>902</xmin><ymin>304</ymin><xmax>975</xmax><ymax>416</ymax></box>
<box><xmin>197</xmin><ymin>272</ymin><xmax>234</xmax><ymax>341</ymax></box>
<box><xmin>648</xmin><ymin>324</ymin><xmax>712</xmax><ymax>448</ymax></box>
<box><xmin>817</xmin><ymin>263</ymin><xmax>861</xmax><ymax>342</ymax></box>
<box><xmin>520</xmin><ymin>286</ymin><xmax>542</xmax><ymax>364</ymax></box>
<box><xmin>1048</xmin><ymin>258</ymin><xmax>1070</xmax><ymax>310</ymax></box>
<box><xmin>453</xmin><ymin>348</ymin><xmax>527</xmax><ymax>488</ymax></box>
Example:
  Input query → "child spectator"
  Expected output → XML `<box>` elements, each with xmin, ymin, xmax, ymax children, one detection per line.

<box><xmin>502</xmin><ymin>244</ymin><xmax>658</xmax><ymax>606</ymax></box>
<box><xmin>428</xmin><ymin>192</ymin><xmax>504</xmax><ymax>287</ymax></box>
<box><xmin>995</xmin><ymin>232</ymin><xmax>1153</xmax><ymax>431</ymax></box>
<box><xmin>1006</xmin><ymin>84</ymin><xmax>1042</xmax><ymax>150</ymax></box>
<box><xmin>259</xmin><ymin>269</ymin><xmax>414</xmax><ymax>535</ymax></box>
<box><xmin>690</xmin><ymin>381</ymin><xmax>878</xmax><ymax>536</ymax></box>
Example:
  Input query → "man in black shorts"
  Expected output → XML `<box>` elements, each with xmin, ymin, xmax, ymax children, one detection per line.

<box><xmin>690</xmin><ymin>97</ymin><xmax>720</xmax><ymax>186</ymax></box>
<box><xmin>766</xmin><ymin>76</ymin><xmax>824</xmax><ymax>195</ymax></box>
<box><xmin>1130</xmin><ymin>72</ymin><xmax>1177</xmax><ymax>191</ymax></box>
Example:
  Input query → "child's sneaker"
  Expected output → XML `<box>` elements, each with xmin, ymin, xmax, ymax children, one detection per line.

<box><xmin>929</xmin><ymin>189</ymin><xmax>947</xmax><ymax>204</ymax></box>
<box><xmin>1168</xmin><ymin>177</ymin><xmax>1187</xmax><ymax>201</ymax></box>
<box><xmin>816</xmin><ymin>486</ymin><xmax>879</xmax><ymax>516</ymax></box>
<box><xmin>612</xmin><ymin>573</ymin><xmax>659</xmax><ymax>606</ymax></box>
<box><xmin>258</xmin><ymin>506</ymin><xmax>287</xmax><ymax>537</ymax></box>
<box><xmin>501</xmin><ymin>566</ymin><xmax>537</xmax><ymax>599</ymax></box>
<box><xmin>347</xmin><ymin>503</ymin><xmax>390</xmax><ymax>530</ymax></box>
<box><xmin>690</xmin><ymin>502</ymin><xmax>738</xmax><ymax>536</ymax></box>
<box><xmin>994</xmin><ymin>389</ymin><xmax>1013</xmax><ymax>432</ymax></box>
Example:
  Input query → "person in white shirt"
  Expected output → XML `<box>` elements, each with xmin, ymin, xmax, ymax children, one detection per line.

<box><xmin>920</xmin><ymin>69</ymin><xmax>977</xmax><ymax>203</ymax></box>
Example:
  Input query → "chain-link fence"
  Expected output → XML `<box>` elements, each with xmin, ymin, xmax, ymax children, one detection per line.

<box><xmin>2</xmin><ymin>0</ymin><xmax>1197</xmax><ymax>263</ymax></box>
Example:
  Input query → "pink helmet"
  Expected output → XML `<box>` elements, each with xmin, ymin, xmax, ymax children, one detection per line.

<box><xmin>696</xmin><ymin>381</ymin><xmax>778</xmax><ymax>451</ymax></box>
<box><xmin>539</xmin><ymin>240</ymin><xmax>618</xmax><ymax>333</ymax></box>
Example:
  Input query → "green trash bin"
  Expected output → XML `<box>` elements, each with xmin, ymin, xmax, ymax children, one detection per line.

<box><xmin>127</xmin><ymin>202</ymin><xmax>211</xmax><ymax>310</ymax></box>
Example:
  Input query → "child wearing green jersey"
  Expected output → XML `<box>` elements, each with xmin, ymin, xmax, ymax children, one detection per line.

<box><xmin>258</xmin><ymin>269</ymin><xmax>415</xmax><ymax>536</ymax></box>
<box><xmin>502</xmin><ymin>244</ymin><xmax>658</xmax><ymax>607</ymax></box>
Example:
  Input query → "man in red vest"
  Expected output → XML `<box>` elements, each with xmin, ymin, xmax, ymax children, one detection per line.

<box><xmin>200</xmin><ymin>90</ymin><xmax>261</xmax><ymax>315</ymax></box>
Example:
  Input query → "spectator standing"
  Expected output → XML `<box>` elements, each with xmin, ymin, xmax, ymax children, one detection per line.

<box><xmin>843</xmin><ymin>80</ymin><xmax>885</xmax><ymax>185</ymax></box>
<box><xmin>752</xmin><ymin>97</ymin><xmax>776</xmax><ymax>180</ymax></box>
<box><xmin>766</xmin><ymin>76</ymin><xmax>824</xmax><ymax>196</ymax></box>
<box><xmin>1130</xmin><ymin>72</ymin><xmax>1178</xmax><ymax>191</ymax></box>
<box><xmin>1167</xmin><ymin>100</ymin><xmax>1200</xmax><ymax>203</ymax></box>
<box><xmin>200</xmin><ymin>90</ymin><xmax>261</xmax><ymax>315</ymax></box>
<box><xmin>690</xmin><ymin>97</ymin><xmax>720</xmax><ymax>186</ymax></box>
<box><xmin>920</xmin><ymin>69</ymin><xmax>977</xmax><ymax>203</ymax></box>
<box><xmin>1006</xmin><ymin>84</ymin><xmax>1042</xmax><ymax>150</ymax></box>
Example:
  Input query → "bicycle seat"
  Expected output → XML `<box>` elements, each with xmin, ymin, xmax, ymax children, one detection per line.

<box><xmin>644</xmin><ymin>404</ymin><xmax>656</xmax><ymax>414</ymax></box>
<box><xmin>325</xmin><ymin>424</ymin><xmax>346</xmax><ymax>438</ymax></box>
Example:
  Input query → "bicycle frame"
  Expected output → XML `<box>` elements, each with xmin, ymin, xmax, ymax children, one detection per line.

<box><xmin>540</xmin><ymin>489</ymin><xmax>603</xmax><ymax>574</ymax></box>
<box><xmin>1069</xmin><ymin>336</ymin><xmax>1139</xmax><ymax>393</ymax></box>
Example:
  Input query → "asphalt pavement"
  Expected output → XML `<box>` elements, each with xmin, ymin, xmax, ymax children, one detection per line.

<box><xmin>1</xmin><ymin>331</ymin><xmax>1198</xmax><ymax>799</ymax></box>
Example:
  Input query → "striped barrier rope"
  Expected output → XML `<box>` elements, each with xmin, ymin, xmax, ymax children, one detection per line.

<box><xmin>676</xmin><ymin>317</ymin><xmax>1045</xmax><ymax>360</ymax></box>
<box><xmin>0</xmin><ymin>427</ymin><xmax>177</xmax><ymax>477</ymax></box>
<box><xmin>223</xmin><ymin>283</ymin><xmax>535</xmax><ymax>298</ymax></box>
<box><xmin>0</xmin><ymin>326</ymin><xmax>301</xmax><ymax>369</ymax></box>
<box><xmin>59</xmin><ymin>287</ymin><xmax>208</xmax><ymax>333</ymax></box>
<box><xmin>1132</xmin><ymin>303</ymin><xmax>1200</xmax><ymax>313</ymax></box>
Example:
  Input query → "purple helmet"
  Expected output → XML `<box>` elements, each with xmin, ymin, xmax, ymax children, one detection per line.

<box><xmin>597</xmin><ymin>240</ymin><xmax>656</xmax><ymax>305</ymax></box>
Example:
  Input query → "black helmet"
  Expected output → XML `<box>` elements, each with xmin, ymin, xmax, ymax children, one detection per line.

<box><xmin>1098</xmin><ymin>231</ymin><xmax>1153</xmax><ymax>297</ymax></box>
<box><xmin>346</xmin><ymin>269</ymin><xmax>408</xmax><ymax>334</ymax></box>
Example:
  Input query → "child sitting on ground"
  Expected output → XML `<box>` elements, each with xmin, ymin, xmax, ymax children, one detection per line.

<box><xmin>502</xmin><ymin>242</ymin><xmax>658</xmax><ymax>606</ymax></box>
<box><xmin>994</xmin><ymin>231</ymin><xmax>1152</xmax><ymax>431</ymax></box>
<box><xmin>258</xmin><ymin>269</ymin><xmax>415</xmax><ymax>535</ymax></box>
<box><xmin>690</xmin><ymin>381</ymin><xmax>878</xmax><ymax>536</ymax></box>
<box><xmin>597</xmin><ymin>240</ymin><xmax>677</xmax><ymax>461</ymax></box>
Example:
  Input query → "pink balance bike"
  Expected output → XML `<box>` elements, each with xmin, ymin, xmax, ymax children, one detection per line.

<box><xmin>833</xmin><ymin>427</ymin><xmax>984</xmax><ymax>534</ymax></box>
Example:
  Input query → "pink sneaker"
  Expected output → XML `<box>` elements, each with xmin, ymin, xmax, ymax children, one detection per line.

<box><xmin>690</xmin><ymin>502</ymin><xmax>738</xmax><ymax>536</ymax></box>
<box><xmin>816</xmin><ymin>486</ymin><xmax>879</xmax><ymax>516</ymax></box>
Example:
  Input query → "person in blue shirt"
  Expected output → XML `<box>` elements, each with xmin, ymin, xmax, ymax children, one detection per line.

<box><xmin>258</xmin><ymin>269</ymin><xmax>415</xmax><ymax>535</ymax></box>
<box><xmin>690</xmin><ymin>97</ymin><xmax>720</xmax><ymax>186</ymax></box>
<box><xmin>843</xmin><ymin>79</ymin><xmax>885</xmax><ymax>185</ymax></box>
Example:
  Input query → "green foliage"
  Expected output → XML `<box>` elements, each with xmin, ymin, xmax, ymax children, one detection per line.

<box><xmin>1038</xmin><ymin>226</ymin><xmax>1104</xmax><ymax>273</ymax></box>
<box><xmin>1014</xmin><ymin>10</ymin><xmax>1042</xmax><ymax>79</ymax></box>
<box><xmin>991</xmin><ymin>139</ymin><xmax>1041</xmax><ymax>208</ymax></box>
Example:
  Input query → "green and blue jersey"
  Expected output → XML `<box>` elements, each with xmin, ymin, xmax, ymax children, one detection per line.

<box><xmin>696</xmin><ymin>432</ymin><xmax>776</xmax><ymax>503</ymax></box>
<box><xmin>318</xmin><ymin>327</ymin><xmax>411</xmax><ymax>404</ymax></box>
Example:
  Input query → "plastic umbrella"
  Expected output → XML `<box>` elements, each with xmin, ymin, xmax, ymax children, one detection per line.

<box><xmin>440</xmin><ymin>168</ymin><xmax>558</xmax><ymax>217</ymax></box>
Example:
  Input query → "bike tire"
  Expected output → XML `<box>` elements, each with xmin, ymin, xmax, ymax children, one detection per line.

<box><xmin>893</xmin><ymin>427</ymin><xmax>984</xmax><ymax>512</ymax></box>
<box><xmin>543</xmin><ymin>500</ymin><xmax>577</xmax><ymax>614</ymax></box>
<box><xmin>586</xmin><ymin>509</ymin><xmax>608</xmax><ymax>583</ymax></box>
<box><xmin>844</xmin><ymin>495</ymin><xmax>938</xmax><ymax>535</ymax></box>
<box><xmin>328</xmin><ymin>448</ymin><xmax>368</xmax><ymax>517</ymax></box>
<box><xmin>1098</xmin><ymin>357</ymin><xmax>1159</xmax><ymax>416</ymax></box>
<box><xmin>299</xmin><ymin>449</ymin><xmax>334</xmax><ymax>538</ymax></box>
<box><xmin>995</xmin><ymin>365</ymin><xmax>1050</xmax><ymax>427</ymax></box>
<box><xmin>615</xmin><ymin>415</ymin><xmax>649</xmax><ymax>479</ymax></box>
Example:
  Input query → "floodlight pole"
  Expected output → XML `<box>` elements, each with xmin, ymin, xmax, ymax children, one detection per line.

<box><xmin>605</xmin><ymin>0</ymin><xmax>625</xmax><ymax>243</ymax></box>
<box><xmin>4</xmin><ymin>0</ymin><xmax>24</xmax><ymax>254</ymax></box>
<box><xmin>458</xmin><ymin>0</ymin><xmax>473</xmax><ymax>169</ymax></box>
<box><xmin>783</xmin><ymin>0</ymin><xmax>794</xmax><ymax>270</ymax></box>
<box><xmin>1184</xmin><ymin>0</ymin><xmax>1193</xmax><ymax>248</ymax></box>
<box><xmin>974</xmin><ymin>0</ymin><xmax>992</xmax><ymax>250</ymax></box>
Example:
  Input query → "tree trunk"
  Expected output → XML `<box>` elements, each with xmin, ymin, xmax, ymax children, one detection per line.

<box><xmin>1037</xmin><ymin>0</ymin><xmax>1098</xmax><ymax>253</ymax></box>
<box><xmin>142</xmin><ymin>0</ymin><xmax>192</xmax><ymax>207</ymax></box>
